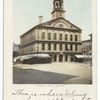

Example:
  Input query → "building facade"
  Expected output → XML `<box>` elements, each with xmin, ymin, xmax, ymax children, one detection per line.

<box><xmin>13</xmin><ymin>43</ymin><xmax>20</xmax><ymax>53</ymax></box>
<box><xmin>13</xmin><ymin>43</ymin><xmax>20</xmax><ymax>58</ymax></box>
<box><xmin>20</xmin><ymin>0</ymin><xmax>82</xmax><ymax>62</ymax></box>
<box><xmin>81</xmin><ymin>34</ymin><xmax>92</xmax><ymax>63</ymax></box>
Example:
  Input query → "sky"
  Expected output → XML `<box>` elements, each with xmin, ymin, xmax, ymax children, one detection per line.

<box><xmin>13</xmin><ymin>0</ymin><xmax>92</xmax><ymax>44</ymax></box>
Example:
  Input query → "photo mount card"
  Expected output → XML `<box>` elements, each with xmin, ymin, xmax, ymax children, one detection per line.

<box><xmin>4</xmin><ymin>0</ymin><xmax>97</xmax><ymax>100</ymax></box>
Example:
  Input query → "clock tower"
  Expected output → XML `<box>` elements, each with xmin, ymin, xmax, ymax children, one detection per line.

<box><xmin>51</xmin><ymin>0</ymin><xmax>65</xmax><ymax>19</ymax></box>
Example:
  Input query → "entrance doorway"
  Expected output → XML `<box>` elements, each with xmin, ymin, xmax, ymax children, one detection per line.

<box><xmin>65</xmin><ymin>55</ymin><xmax>68</xmax><ymax>61</ymax></box>
<box><xmin>54</xmin><ymin>55</ymin><xmax>57</xmax><ymax>62</ymax></box>
<box><xmin>59</xmin><ymin>55</ymin><xmax>63</xmax><ymax>62</ymax></box>
<box><xmin>71</xmin><ymin>56</ymin><xmax>74</xmax><ymax>62</ymax></box>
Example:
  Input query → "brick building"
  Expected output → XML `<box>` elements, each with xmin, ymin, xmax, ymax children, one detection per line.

<box><xmin>81</xmin><ymin>34</ymin><xmax>92</xmax><ymax>63</ymax></box>
<box><xmin>20</xmin><ymin>0</ymin><xmax>82</xmax><ymax>62</ymax></box>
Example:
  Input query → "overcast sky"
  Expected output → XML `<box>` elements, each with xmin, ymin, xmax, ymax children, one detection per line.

<box><xmin>13</xmin><ymin>0</ymin><xmax>92</xmax><ymax>44</ymax></box>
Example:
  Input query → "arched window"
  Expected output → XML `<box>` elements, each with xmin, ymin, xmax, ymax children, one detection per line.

<box><xmin>42</xmin><ymin>32</ymin><xmax>45</xmax><ymax>40</ymax></box>
<box><xmin>70</xmin><ymin>34</ymin><xmax>73</xmax><ymax>41</ymax></box>
<box><xmin>55</xmin><ymin>1</ymin><xmax>60</xmax><ymax>8</ymax></box>
<box><xmin>59</xmin><ymin>24</ymin><xmax>63</xmax><ymax>28</ymax></box>
<box><xmin>48</xmin><ymin>44</ymin><xmax>51</xmax><ymax>50</ymax></box>
<box><xmin>59</xmin><ymin>34</ymin><xmax>62</xmax><ymax>40</ymax></box>
<box><xmin>54</xmin><ymin>33</ymin><xmax>57</xmax><ymax>40</ymax></box>
<box><xmin>54</xmin><ymin>44</ymin><xmax>57</xmax><ymax>50</ymax></box>
<box><xmin>75</xmin><ymin>35</ymin><xmax>78</xmax><ymax>41</ymax></box>
<box><xmin>60</xmin><ymin>44</ymin><xmax>62</xmax><ymax>50</ymax></box>
<box><xmin>59</xmin><ymin>55</ymin><xmax>63</xmax><ymax>62</ymax></box>
<box><xmin>65</xmin><ymin>34</ymin><xmax>68</xmax><ymax>40</ymax></box>
<box><xmin>48</xmin><ymin>33</ymin><xmax>51</xmax><ymax>40</ymax></box>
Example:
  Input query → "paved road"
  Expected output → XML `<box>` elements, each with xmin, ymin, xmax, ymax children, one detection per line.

<box><xmin>13</xmin><ymin>63</ymin><xmax>92</xmax><ymax>84</ymax></box>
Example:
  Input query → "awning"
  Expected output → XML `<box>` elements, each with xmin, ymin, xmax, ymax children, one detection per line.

<box><xmin>14</xmin><ymin>54</ymin><xmax>51</xmax><ymax>62</ymax></box>
<box><xmin>75</xmin><ymin>55</ymin><xmax>92</xmax><ymax>59</ymax></box>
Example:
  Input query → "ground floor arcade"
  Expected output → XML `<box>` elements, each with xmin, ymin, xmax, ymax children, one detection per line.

<box><xmin>50</xmin><ymin>54</ymin><xmax>74</xmax><ymax>63</ymax></box>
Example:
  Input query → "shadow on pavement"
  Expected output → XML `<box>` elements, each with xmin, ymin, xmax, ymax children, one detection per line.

<box><xmin>13</xmin><ymin>67</ymin><xmax>77</xmax><ymax>84</ymax></box>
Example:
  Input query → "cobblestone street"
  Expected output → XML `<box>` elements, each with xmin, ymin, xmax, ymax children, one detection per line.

<box><xmin>13</xmin><ymin>62</ymin><xmax>92</xmax><ymax>84</ymax></box>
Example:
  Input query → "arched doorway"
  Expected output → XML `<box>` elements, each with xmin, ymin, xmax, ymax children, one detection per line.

<box><xmin>54</xmin><ymin>55</ymin><xmax>57</xmax><ymax>62</ymax></box>
<box><xmin>65</xmin><ymin>55</ymin><xmax>68</xmax><ymax>62</ymax></box>
<box><xmin>59</xmin><ymin>55</ymin><xmax>63</xmax><ymax>62</ymax></box>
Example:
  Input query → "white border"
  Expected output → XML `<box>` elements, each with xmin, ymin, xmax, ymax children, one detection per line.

<box><xmin>1</xmin><ymin>0</ymin><xmax>100</xmax><ymax>99</ymax></box>
<box><xmin>97</xmin><ymin>0</ymin><xmax>100</xmax><ymax>100</ymax></box>
<box><xmin>0</xmin><ymin>0</ymin><xmax>3</xmax><ymax>99</ymax></box>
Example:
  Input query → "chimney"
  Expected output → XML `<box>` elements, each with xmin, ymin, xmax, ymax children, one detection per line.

<box><xmin>39</xmin><ymin>16</ymin><xmax>43</xmax><ymax>24</ymax></box>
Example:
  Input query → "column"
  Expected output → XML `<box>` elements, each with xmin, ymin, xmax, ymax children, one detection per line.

<box><xmin>38</xmin><ymin>43</ymin><xmax>42</xmax><ymax>52</ymax></box>
<box><xmin>73</xmin><ymin>33</ymin><xmax>76</xmax><ymax>42</ymax></box>
<box><xmin>63</xmin><ymin>55</ymin><xmax>65</xmax><ymax>62</ymax></box>
<box><xmin>62</xmin><ymin>32</ymin><xmax>64</xmax><ymax>41</ymax></box>
<box><xmin>52</xmin><ymin>55</ymin><xmax>54</xmax><ymax>62</ymax></box>
<box><xmin>57</xmin><ymin>55</ymin><xmax>59</xmax><ymax>62</ymax></box>
<box><xmin>51</xmin><ymin>32</ymin><xmax>53</xmax><ymax>40</ymax></box>
<box><xmin>45</xmin><ymin>44</ymin><xmax>48</xmax><ymax>52</ymax></box>
<box><xmin>51</xmin><ymin>44</ymin><xmax>54</xmax><ymax>52</ymax></box>
<box><xmin>35</xmin><ymin>29</ymin><xmax>38</xmax><ymax>40</ymax></box>
<box><xmin>68</xmin><ymin>32</ymin><xmax>70</xmax><ymax>41</ymax></box>
<box><xmin>45</xmin><ymin>29</ymin><xmax>48</xmax><ymax>40</ymax></box>
<box><xmin>68</xmin><ymin>55</ymin><xmax>71</xmax><ymax>62</ymax></box>
<box><xmin>62</xmin><ymin>44</ymin><xmax>65</xmax><ymax>51</ymax></box>
<box><xmin>68</xmin><ymin>44</ymin><xmax>70</xmax><ymax>51</ymax></box>
<box><xmin>38</xmin><ymin>29</ymin><xmax>41</xmax><ymax>40</ymax></box>
<box><xmin>79</xmin><ymin>33</ymin><xmax>81</xmax><ymax>42</ymax></box>
<box><xmin>78</xmin><ymin>45</ymin><xmax>80</xmax><ymax>52</ymax></box>
<box><xmin>73</xmin><ymin>45</ymin><xmax>75</xmax><ymax>52</ymax></box>
<box><xmin>57</xmin><ymin>44</ymin><xmax>59</xmax><ymax>52</ymax></box>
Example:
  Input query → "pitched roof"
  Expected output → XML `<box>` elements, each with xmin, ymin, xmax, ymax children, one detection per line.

<box><xmin>20</xmin><ymin>17</ymin><xmax>82</xmax><ymax>37</ymax></box>
<box><xmin>39</xmin><ymin>17</ymin><xmax>81</xmax><ymax>30</ymax></box>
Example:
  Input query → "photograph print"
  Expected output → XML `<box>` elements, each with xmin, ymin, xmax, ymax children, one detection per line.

<box><xmin>13</xmin><ymin>0</ymin><xmax>93</xmax><ymax>84</ymax></box>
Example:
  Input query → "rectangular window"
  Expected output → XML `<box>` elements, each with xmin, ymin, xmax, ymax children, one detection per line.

<box><xmin>75</xmin><ymin>45</ymin><xmax>78</xmax><ymax>51</ymax></box>
<box><xmin>70</xmin><ymin>35</ymin><xmax>73</xmax><ymax>41</ymax></box>
<box><xmin>54</xmin><ymin>33</ymin><xmax>57</xmax><ymax>40</ymax></box>
<box><xmin>70</xmin><ymin>44</ymin><xmax>73</xmax><ymax>51</ymax></box>
<box><xmin>54</xmin><ymin>44</ymin><xmax>57</xmax><ymax>50</ymax></box>
<box><xmin>48</xmin><ymin>44</ymin><xmax>51</xmax><ymax>50</ymax></box>
<box><xmin>65</xmin><ymin>34</ymin><xmax>68</xmax><ymax>40</ymax></box>
<box><xmin>42</xmin><ymin>43</ymin><xmax>45</xmax><ymax>50</ymax></box>
<box><xmin>65</xmin><ymin>44</ymin><xmax>68</xmax><ymax>50</ymax></box>
<box><xmin>48</xmin><ymin>33</ymin><xmax>51</xmax><ymax>40</ymax></box>
<box><xmin>42</xmin><ymin>32</ymin><xmax>45</xmax><ymax>40</ymax></box>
